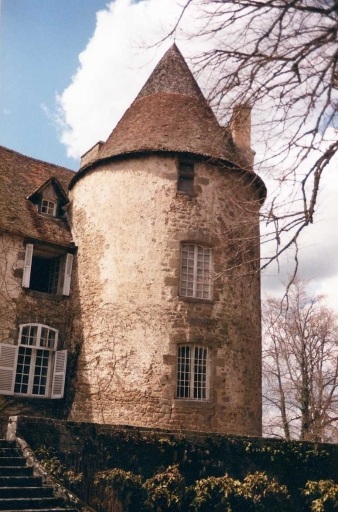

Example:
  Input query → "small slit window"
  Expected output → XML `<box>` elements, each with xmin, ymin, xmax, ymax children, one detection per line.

<box><xmin>178</xmin><ymin>162</ymin><xmax>194</xmax><ymax>193</ymax></box>
<box><xmin>176</xmin><ymin>345</ymin><xmax>210</xmax><ymax>400</ymax></box>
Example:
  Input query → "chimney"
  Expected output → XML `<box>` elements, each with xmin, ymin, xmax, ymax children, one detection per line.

<box><xmin>230</xmin><ymin>105</ymin><xmax>255</xmax><ymax>169</ymax></box>
<box><xmin>80</xmin><ymin>141</ymin><xmax>104</xmax><ymax>168</ymax></box>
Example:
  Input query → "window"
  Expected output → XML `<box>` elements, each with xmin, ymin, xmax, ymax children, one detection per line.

<box><xmin>180</xmin><ymin>244</ymin><xmax>212</xmax><ymax>300</ymax></box>
<box><xmin>176</xmin><ymin>345</ymin><xmax>210</xmax><ymax>400</ymax></box>
<box><xmin>40</xmin><ymin>199</ymin><xmax>57</xmax><ymax>217</ymax></box>
<box><xmin>22</xmin><ymin>244</ymin><xmax>73</xmax><ymax>296</ymax></box>
<box><xmin>0</xmin><ymin>324</ymin><xmax>67</xmax><ymax>399</ymax></box>
<box><xmin>178</xmin><ymin>161</ymin><xmax>194</xmax><ymax>193</ymax></box>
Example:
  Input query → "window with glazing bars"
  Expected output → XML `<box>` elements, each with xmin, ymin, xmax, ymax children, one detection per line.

<box><xmin>0</xmin><ymin>324</ymin><xmax>67</xmax><ymax>399</ymax></box>
<box><xmin>14</xmin><ymin>324</ymin><xmax>57</xmax><ymax>397</ymax></box>
<box><xmin>180</xmin><ymin>244</ymin><xmax>212</xmax><ymax>299</ymax></box>
<box><xmin>41</xmin><ymin>199</ymin><xmax>57</xmax><ymax>216</ymax></box>
<box><xmin>176</xmin><ymin>345</ymin><xmax>210</xmax><ymax>400</ymax></box>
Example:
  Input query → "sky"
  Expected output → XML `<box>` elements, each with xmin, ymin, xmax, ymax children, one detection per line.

<box><xmin>1</xmin><ymin>0</ymin><xmax>337</xmax><ymax>312</ymax></box>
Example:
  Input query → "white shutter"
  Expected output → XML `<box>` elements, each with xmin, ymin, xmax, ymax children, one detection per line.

<box><xmin>0</xmin><ymin>344</ymin><xmax>18</xmax><ymax>395</ymax></box>
<box><xmin>62</xmin><ymin>253</ymin><xmax>73</xmax><ymax>296</ymax></box>
<box><xmin>22</xmin><ymin>244</ymin><xmax>33</xmax><ymax>288</ymax></box>
<box><xmin>51</xmin><ymin>350</ymin><xmax>67</xmax><ymax>398</ymax></box>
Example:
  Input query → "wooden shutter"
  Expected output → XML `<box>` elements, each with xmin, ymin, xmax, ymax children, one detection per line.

<box><xmin>51</xmin><ymin>350</ymin><xmax>67</xmax><ymax>398</ymax></box>
<box><xmin>22</xmin><ymin>244</ymin><xmax>33</xmax><ymax>288</ymax></box>
<box><xmin>62</xmin><ymin>253</ymin><xmax>73</xmax><ymax>296</ymax></box>
<box><xmin>0</xmin><ymin>344</ymin><xmax>18</xmax><ymax>395</ymax></box>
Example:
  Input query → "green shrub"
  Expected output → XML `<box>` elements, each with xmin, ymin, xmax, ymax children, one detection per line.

<box><xmin>143</xmin><ymin>465</ymin><xmax>187</xmax><ymax>512</ymax></box>
<box><xmin>304</xmin><ymin>480</ymin><xmax>338</xmax><ymax>512</ymax></box>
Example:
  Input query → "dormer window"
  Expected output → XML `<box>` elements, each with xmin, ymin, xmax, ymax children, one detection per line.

<box><xmin>40</xmin><ymin>199</ymin><xmax>57</xmax><ymax>217</ymax></box>
<box><xmin>27</xmin><ymin>177</ymin><xmax>69</xmax><ymax>220</ymax></box>
<box><xmin>178</xmin><ymin>161</ymin><xmax>194</xmax><ymax>194</ymax></box>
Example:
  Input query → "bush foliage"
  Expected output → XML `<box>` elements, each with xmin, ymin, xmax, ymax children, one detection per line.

<box><xmin>33</xmin><ymin>432</ymin><xmax>338</xmax><ymax>511</ymax></box>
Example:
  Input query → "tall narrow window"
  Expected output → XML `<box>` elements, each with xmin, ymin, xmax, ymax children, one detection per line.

<box><xmin>0</xmin><ymin>324</ymin><xmax>67</xmax><ymax>399</ymax></box>
<box><xmin>180</xmin><ymin>244</ymin><xmax>212</xmax><ymax>299</ymax></box>
<box><xmin>178</xmin><ymin>162</ymin><xmax>194</xmax><ymax>193</ymax></box>
<box><xmin>176</xmin><ymin>345</ymin><xmax>210</xmax><ymax>400</ymax></box>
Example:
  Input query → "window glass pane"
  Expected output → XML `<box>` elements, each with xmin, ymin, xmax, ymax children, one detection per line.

<box><xmin>48</xmin><ymin>258</ymin><xmax>60</xmax><ymax>294</ymax></box>
<box><xmin>177</xmin><ymin>346</ymin><xmax>191</xmax><ymax>398</ymax></box>
<box><xmin>194</xmin><ymin>347</ymin><xmax>207</xmax><ymax>400</ymax></box>
<box><xmin>14</xmin><ymin>347</ymin><xmax>32</xmax><ymax>394</ymax></box>
<box><xmin>178</xmin><ymin>176</ymin><xmax>193</xmax><ymax>192</ymax></box>
<box><xmin>41</xmin><ymin>199</ymin><xmax>56</xmax><ymax>216</ymax></box>
<box><xmin>180</xmin><ymin>244</ymin><xmax>212</xmax><ymax>299</ymax></box>
<box><xmin>20</xmin><ymin>325</ymin><xmax>38</xmax><ymax>346</ymax></box>
<box><xmin>30</xmin><ymin>256</ymin><xmax>60</xmax><ymax>294</ymax></box>
<box><xmin>40</xmin><ymin>327</ymin><xmax>56</xmax><ymax>349</ymax></box>
<box><xmin>178</xmin><ymin>162</ymin><xmax>194</xmax><ymax>193</ymax></box>
<box><xmin>32</xmin><ymin>349</ymin><xmax>50</xmax><ymax>396</ymax></box>
<box><xmin>176</xmin><ymin>345</ymin><xmax>209</xmax><ymax>401</ymax></box>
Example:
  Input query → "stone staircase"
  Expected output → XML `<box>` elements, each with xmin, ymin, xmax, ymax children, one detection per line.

<box><xmin>0</xmin><ymin>439</ymin><xmax>78</xmax><ymax>511</ymax></box>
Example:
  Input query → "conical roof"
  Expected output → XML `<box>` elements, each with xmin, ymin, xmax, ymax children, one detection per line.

<box><xmin>79</xmin><ymin>44</ymin><xmax>235</xmax><ymax>170</ymax></box>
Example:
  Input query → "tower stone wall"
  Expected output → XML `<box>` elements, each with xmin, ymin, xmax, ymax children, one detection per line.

<box><xmin>69</xmin><ymin>154</ymin><xmax>262</xmax><ymax>435</ymax></box>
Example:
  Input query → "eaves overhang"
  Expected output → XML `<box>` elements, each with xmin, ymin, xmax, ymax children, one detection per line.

<box><xmin>68</xmin><ymin>149</ymin><xmax>267</xmax><ymax>205</ymax></box>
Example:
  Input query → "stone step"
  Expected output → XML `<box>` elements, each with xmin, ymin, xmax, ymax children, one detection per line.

<box><xmin>0</xmin><ymin>441</ymin><xmax>15</xmax><ymax>449</ymax></box>
<box><xmin>0</xmin><ymin>509</ymin><xmax>78</xmax><ymax>512</ymax></box>
<box><xmin>0</xmin><ymin>449</ymin><xmax>21</xmax><ymax>458</ymax></box>
<box><xmin>0</xmin><ymin>440</ymin><xmax>80</xmax><ymax>512</ymax></box>
<box><xmin>0</xmin><ymin>457</ymin><xmax>26</xmax><ymax>466</ymax></box>
<box><xmin>0</xmin><ymin>466</ymin><xmax>33</xmax><ymax>476</ymax></box>
<box><xmin>0</xmin><ymin>487</ymin><xmax>54</xmax><ymax>498</ymax></box>
<box><xmin>0</xmin><ymin>476</ymin><xmax>43</xmax><ymax>487</ymax></box>
<box><xmin>0</xmin><ymin>497</ymin><xmax>65</xmax><ymax>510</ymax></box>
<box><xmin>0</xmin><ymin>510</ymin><xmax>78</xmax><ymax>512</ymax></box>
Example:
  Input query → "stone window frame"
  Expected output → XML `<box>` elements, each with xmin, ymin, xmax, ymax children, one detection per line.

<box><xmin>0</xmin><ymin>323</ymin><xmax>67</xmax><ymax>399</ymax></box>
<box><xmin>179</xmin><ymin>242</ymin><xmax>213</xmax><ymax>301</ymax></box>
<box><xmin>175</xmin><ymin>343</ymin><xmax>211</xmax><ymax>401</ymax></box>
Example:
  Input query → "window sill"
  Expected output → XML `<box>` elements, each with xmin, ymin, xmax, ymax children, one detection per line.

<box><xmin>178</xmin><ymin>296</ymin><xmax>215</xmax><ymax>305</ymax></box>
<box><xmin>176</xmin><ymin>191</ymin><xmax>198</xmax><ymax>199</ymax></box>
<box><xmin>24</xmin><ymin>289</ymin><xmax>65</xmax><ymax>301</ymax></box>
<box><xmin>174</xmin><ymin>399</ymin><xmax>213</xmax><ymax>408</ymax></box>
<box><xmin>12</xmin><ymin>393</ymin><xmax>51</xmax><ymax>400</ymax></box>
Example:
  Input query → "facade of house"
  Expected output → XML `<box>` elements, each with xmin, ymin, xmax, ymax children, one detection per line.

<box><xmin>0</xmin><ymin>45</ymin><xmax>266</xmax><ymax>436</ymax></box>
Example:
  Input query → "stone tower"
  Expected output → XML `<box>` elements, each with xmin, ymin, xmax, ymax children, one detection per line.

<box><xmin>69</xmin><ymin>45</ymin><xmax>266</xmax><ymax>436</ymax></box>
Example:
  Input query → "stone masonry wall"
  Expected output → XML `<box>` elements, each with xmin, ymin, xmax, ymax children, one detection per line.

<box><xmin>69</xmin><ymin>154</ymin><xmax>262</xmax><ymax>436</ymax></box>
<box><xmin>0</xmin><ymin>232</ymin><xmax>76</xmax><ymax>432</ymax></box>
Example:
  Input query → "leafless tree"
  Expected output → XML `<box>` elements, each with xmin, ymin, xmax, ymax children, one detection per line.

<box><xmin>262</xmin><ymin>279</ymin><xmax>338</xmax><ymax>442</ymax></box>
<box><xmin>174</xmin><ymin>0</ymin><xmax>338</xmax><ymax>270</ymax></box>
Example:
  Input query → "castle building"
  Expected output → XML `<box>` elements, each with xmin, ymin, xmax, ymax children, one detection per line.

<box><xmin>0</xmin><ymin>45</ymin><xmax>266</xmax><ymax>436</ymax></box>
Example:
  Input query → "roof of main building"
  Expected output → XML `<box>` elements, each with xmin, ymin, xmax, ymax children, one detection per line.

<box><xmin>0</xmin><ymin>145</ymin><xmax>74</xmax><ymax>247</ymax></box>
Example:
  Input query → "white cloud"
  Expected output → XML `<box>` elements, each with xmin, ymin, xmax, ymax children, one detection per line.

<box><xmin>57</xmin><ymin>0</ymin><xmax>203</xmax><ymax>160</ymax></box>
